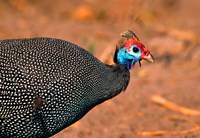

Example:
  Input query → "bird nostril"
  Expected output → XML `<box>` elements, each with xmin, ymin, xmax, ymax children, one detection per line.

<box><xmin>143</xmin><ymin>50</ymin><xmax>150</xmax><ymax>56</ymax></box>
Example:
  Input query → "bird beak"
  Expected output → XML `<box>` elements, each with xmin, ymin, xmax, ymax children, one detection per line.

<box><xmin>142</xmin><ymin>52</ymin><xmax>154</xmax><ymax>63</ymax></box>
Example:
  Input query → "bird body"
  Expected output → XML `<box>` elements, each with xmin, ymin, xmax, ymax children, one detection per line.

<box><xmin>0</xmin><ymin>38</ymin><xmax>130</xmax><ymax>137</ymax></box>
<box><xmin>0</xmin><ymin>31</ymin><xmax>154</xmax><ymax>137</ymax></box>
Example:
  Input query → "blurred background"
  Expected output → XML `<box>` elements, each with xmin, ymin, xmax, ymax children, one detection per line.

<box><xmin>1</xmin><ymin>0</ymin><xmax>200</xmax><ymax>137</ymax></box>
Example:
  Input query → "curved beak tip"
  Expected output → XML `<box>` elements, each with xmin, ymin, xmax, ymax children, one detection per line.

<box><xmin>143</xmin><ymin>53</ymin><xmax>155</xmax><ymax>63</ymax></box>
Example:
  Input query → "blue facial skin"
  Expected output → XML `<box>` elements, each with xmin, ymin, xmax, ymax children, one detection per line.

<box><xmin>117</xmin><ymin>45</ymin><xmax>142</xmax><ymax>70</ymax></box>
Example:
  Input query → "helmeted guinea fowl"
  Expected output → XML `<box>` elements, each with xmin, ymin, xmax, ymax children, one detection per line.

<box><xmin>0</xmin><ymin>30</ymin><xmax>154</xmax><ymax>137</ymax></box>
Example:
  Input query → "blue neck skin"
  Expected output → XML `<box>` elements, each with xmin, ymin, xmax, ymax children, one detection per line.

<box><xmin>117</xmin><ymin>48</ymin><xmax>141</xmax><ymax>70</ymax></box>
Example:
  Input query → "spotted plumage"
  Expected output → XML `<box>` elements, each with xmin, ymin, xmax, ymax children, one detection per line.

<box><xmin>0</xmin><ymin>31</ymin><xmax>154</xmax><ymax>137</ymax></box>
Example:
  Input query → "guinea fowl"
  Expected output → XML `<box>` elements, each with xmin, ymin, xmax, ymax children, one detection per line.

<box><xmin>0</xmin><ymin>30</ymin><xmax>154</xmax><ymax>137</ymax></box>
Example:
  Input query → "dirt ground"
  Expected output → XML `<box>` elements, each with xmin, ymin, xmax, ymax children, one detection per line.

<box><xmin>0</xmin><ymin>0</ymin><xmax>200</xmax><ymax>138</ymax></box>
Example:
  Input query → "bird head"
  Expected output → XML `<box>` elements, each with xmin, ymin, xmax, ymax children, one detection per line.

<box><xmin>114</xmin><ymin>30</ymin><xmax>154</xmax><ymax>70</ymax></box>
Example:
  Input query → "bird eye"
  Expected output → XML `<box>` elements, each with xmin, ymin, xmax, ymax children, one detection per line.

<box><xmin>132</xmin><ymin>47</ymin><xmax>139</xmax><ymax>53</ymax></box>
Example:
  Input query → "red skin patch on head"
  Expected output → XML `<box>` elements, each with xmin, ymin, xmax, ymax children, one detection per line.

<box><xmin>123</xmin><ymin>39</ymin><xmax>150</xmax><ymax>58</ymax></box>
<box><xmin>124</xmin><ymin>39</ymin><xmax>144</xmax><ymax>51</ymax></box>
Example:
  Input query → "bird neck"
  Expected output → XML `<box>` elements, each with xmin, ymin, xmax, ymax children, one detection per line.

<box><xmin>117</xmin><ymin>48</ymin><xmax>134</xmax><ymax>70</ymax></box>
<box><xmin>103</xmin><ymin>63</ymin><xmax>130</xmax><ymax>99</ymax></box>
<box><xmin>81</xmin><ymin>63</ymin><xmax>130</xmax><ymax>112</ymax></box>
<box><xmin>113</xmin><ymin>46</ymin><xmax>134</xmax><ymax>70</ymax></box>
